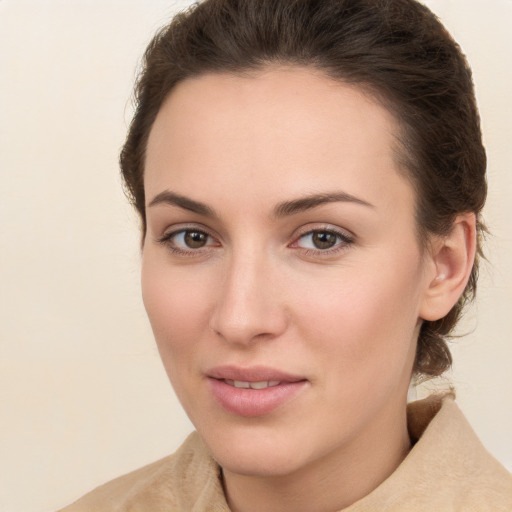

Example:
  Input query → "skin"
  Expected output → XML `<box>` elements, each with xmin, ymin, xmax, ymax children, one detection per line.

<box><xmin>141</xmin><ymin>67</ymin><xmax>474</xmax><ymax>512</ymax></box>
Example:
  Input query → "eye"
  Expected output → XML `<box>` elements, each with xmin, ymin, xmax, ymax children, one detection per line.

<box><xmin>291</xmin><ymin>228</ymin><xmax>353</xmax><ymax>253</ymax></box>
<box><xmin>300</xmin><ymin>231</ymin><xmax>338</xmax><ymax>250</ymax></box>
<box><xmin>158</xmin><ymin>228</ymin><xmax>220</xmax><ymax>254</ymax></box>
<box><xmin>175</xmin><ymin>230</ymin><xmax>210</xmax><ymax>249</ymax></box>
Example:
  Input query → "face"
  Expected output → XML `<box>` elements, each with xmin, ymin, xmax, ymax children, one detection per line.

<box><xmin>142</xmin><ymin>67</ymin><xmax>436</xmax><ymax>479</ymax></box>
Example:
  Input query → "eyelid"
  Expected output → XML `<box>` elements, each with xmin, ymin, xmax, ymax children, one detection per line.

<box><xmin>292</xmin><ymin>223</ymin><xmax>355</xmax><ymax>242</ymax></box>
<box><xmin>155</xmin><ymin>222</ymin><xmax>354</xmax><ymax>256</ymax></box>
<box><xmin>156</xmin><ymin>223</ymin><xmax>221</xmax><ymax>253</ymax></box>
<box><xmin>289</xmin><ymin>224</ymin><xmax>355</xmax><ymax>253</ymax></box>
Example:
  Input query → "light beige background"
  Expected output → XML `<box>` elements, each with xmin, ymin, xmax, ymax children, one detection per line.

<box><xmin>0</xmin><ymin>1</ymin><xmax>511</xmax><ymax>511</ymax></box>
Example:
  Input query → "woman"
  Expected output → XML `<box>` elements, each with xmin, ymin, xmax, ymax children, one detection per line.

<box><xmin>59</xmin><ymin>0</ymin><xmax>512</xmax><ymax>510</ymax></box>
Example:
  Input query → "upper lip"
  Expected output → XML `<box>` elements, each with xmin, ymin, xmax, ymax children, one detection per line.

<box><xmin>207</xmin><ymin>365</ymin><xmax>306</xmax><ymax>383</ymax></box>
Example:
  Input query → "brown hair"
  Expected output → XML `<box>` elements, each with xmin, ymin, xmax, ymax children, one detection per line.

<box><xmin>120</xmin><ymin>0</ymin><xmax>487</xmax><ymax>379</ymax></box>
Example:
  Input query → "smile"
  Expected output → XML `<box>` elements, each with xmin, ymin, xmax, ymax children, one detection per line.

<box><xmin>206</xmin><ymin>366</ymin><xmax>308</xmax><ymax>417</ymax></box>
<box><xmin>224</xmin><ymin>379</ymin><xmax>281</xmax><ymax>389</ymax></box>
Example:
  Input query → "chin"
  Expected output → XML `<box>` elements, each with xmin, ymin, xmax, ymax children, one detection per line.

<box><xmin>217</xmin><ymin>448</ymin><xmax>306</xmax><ymax>478</ymax></box>
<box><xmin>197</xmin><ymin>421</ymin><xmax>318</xmax><ymax>478</ymax></box>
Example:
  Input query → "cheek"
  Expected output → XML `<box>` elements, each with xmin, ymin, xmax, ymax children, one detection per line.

<box><xmin>140</xmin><ymin>255</ymin><xmax>214</xmax><ymax>363</ymax></box>
<box><xmin>140</xmin><ymin>257</ymin><xmax>221</xmax><ymax>412</ymax></box>
<box><xmin>294</xmin><ymin>258</ymin><xmax>423</xmax><ymax>382</ymax></box>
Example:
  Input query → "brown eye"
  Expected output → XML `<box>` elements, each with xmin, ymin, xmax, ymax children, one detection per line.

<box><xmin>311</xmin><ymin>231</ymin><xmax>338</xmax><ymax>249</ymax></box>
<box><xmin>292</xmin><ymin>228</ymin><xmax>353</xmax><ymax>253</ymax></box>
<box><xmin>161</xmin><ymin>229</ymin><xmax>217</xmax><ymax>253</ymax></box>
<box><xmin>183</xmin><ymin>230</ymin><xmax>208</xmax><ymax>248</ymax></box>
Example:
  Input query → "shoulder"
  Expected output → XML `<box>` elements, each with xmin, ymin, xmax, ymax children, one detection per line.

<box><xmin>57</xmin><ymin>432</ymin><xmax>229</xmax><ymax>512</ymax></box>
<box><xmin>347</xmin><ymin>394</ymin><xmax>512</xmax><ymax>512</ymax></box>
<box><xmin>411</xmin><ymin>395</ymin><xmax>512</xmax><ymax>481</ymax></box>
<box><xmin>421</xmin><ymin>395</ymin><xmax>512</xmax><ymax>508</ymax></box>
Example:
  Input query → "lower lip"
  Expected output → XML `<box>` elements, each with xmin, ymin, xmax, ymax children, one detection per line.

<box><xmin>208</xmin><ymin>378</ymin><xmax>307</xmax><ymax>417</ymax></box>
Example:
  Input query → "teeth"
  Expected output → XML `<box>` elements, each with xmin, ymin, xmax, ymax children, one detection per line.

<box><xmin>250</xmin><ymin>381</ymin><xmax>270</xmax><ymax>389</ymax></box>
<box><xmin>230</xmin><ymin>380</ymin><xmax>281</xmax><ymax>389</ymax></box>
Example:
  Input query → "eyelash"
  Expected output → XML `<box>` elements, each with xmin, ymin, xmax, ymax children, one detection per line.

<box><xmin>157</xmin><ymin>227</ymin><xmax>219</xmax><ymax>256</ymax></box>
<box><xmin>290</xmin><ymin>227</ymin><xmax>354</xmax><ymax>256</ymax></box>
<box><xmin>156</xmin><ymin>226</ymin><xmax>354</xmax><ymax>257</ymax></box>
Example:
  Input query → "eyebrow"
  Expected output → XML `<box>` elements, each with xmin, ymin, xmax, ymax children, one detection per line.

<box><xmin>273</xmin><ymin>192</ymin><xmax>374</xmax><ymax>218</ymax></box>
<box><xmin>148</xmin><ymin>190</ymin><xmax>216</xmax><ymax>217</ymax></box>
<box><xmin>147</xmin><ymin>190</ymin><xmax>374</xmax><ymax>218</ymax></box>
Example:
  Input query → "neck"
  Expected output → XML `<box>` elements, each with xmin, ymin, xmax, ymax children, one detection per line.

<box><xmin>222</xmin><ymin>402</ymin><xmax>411</xmax><ymax>512</ymax></box>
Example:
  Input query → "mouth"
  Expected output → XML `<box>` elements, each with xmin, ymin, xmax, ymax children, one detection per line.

<box><xmin>207</xmin><ymin>364</ymin><xmax>305</xmax><ymax>383</ymax></box>
<box><xmin>206</xmin><ymin>366</ymin><xmax>308</xmax><ymax>417</ymax></box>
<box><xmin>222</xmin><ymin>379</ymin><xmax>281</xmax><ymax>389</ymax></box>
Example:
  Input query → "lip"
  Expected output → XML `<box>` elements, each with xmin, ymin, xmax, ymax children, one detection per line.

<box><xmin>207</xmin><ymin>365</ymin><xmax>305</xmax><ymax>383</ymax></box>
<box><xmin>207</xmin><ymin>365</ymin><xmax>308</xmax><ymax>417</ymax></box>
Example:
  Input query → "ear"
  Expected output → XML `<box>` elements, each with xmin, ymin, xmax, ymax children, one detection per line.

<box><xmin>419</xmin><ymin>213</ymin><xmax>477</xmax><ymax>322</ymax></box>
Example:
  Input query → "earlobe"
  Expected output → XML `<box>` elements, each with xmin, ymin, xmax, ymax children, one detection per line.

<box><xmin>419</xmin><ymin>213</ymin><xmax>477</xmax><ymax>322</ymax></box>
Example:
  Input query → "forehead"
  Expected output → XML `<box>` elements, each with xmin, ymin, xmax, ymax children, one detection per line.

<box><xmin>145</xmin><ymin>66</ymin><xmax>413</xmax><ymax>218</ymax></box>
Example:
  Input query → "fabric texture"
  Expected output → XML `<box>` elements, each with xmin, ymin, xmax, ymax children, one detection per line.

<box><xmin>58</xmin><ymin>394</ymin><xmax>512</xmax><ymax>511</ymax></box>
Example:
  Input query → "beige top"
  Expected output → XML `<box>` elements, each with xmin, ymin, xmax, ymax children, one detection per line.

<box><xmin>58</xmin><ymin>395</ymin><xmax>512</xmax><ymax>511</ymax></box>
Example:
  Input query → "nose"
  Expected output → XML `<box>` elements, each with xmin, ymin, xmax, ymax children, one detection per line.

<box><xmin>209</xmin><ymin>250</ymin><xmax>288</xmax><ymax>346</ymax></box>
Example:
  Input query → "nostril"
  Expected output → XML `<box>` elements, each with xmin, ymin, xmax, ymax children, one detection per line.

<box><xmin>208</xmin><ymin>262</ymin><xmax>288</xmax><ymax>344</ymax></box>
